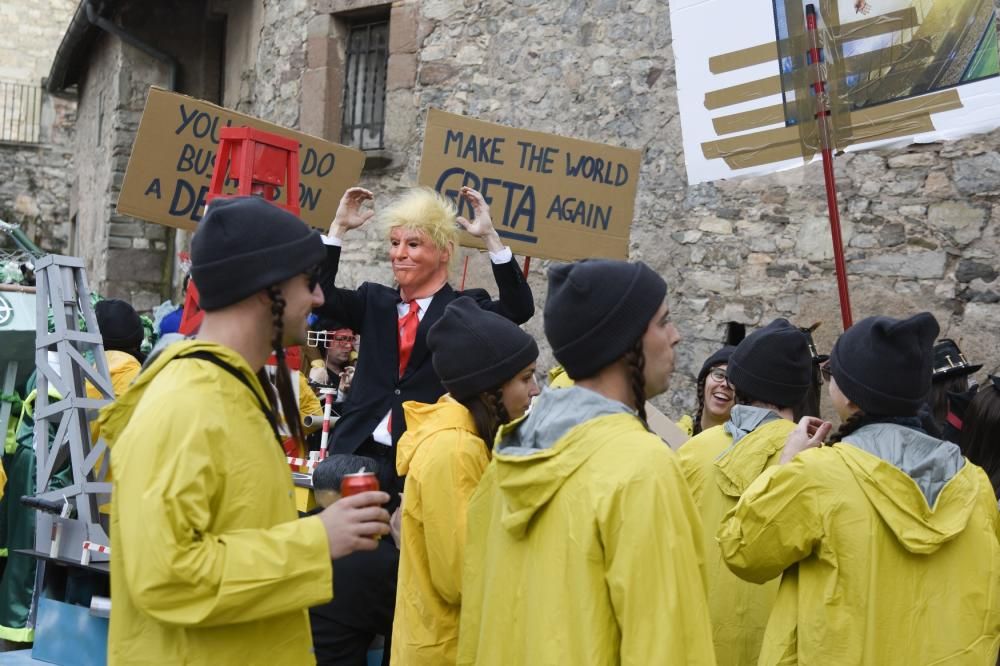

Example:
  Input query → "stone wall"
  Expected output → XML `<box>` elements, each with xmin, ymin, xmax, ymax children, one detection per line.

<box><xmin>0</xmin><ymin>94</ymin><xmax>76</xmax><ymax>254</ymax></box>
<box><xmin>49</xmin><ymin>0</ymin><xmax>1000</xmax><ymax>417</ymax></box>
<box><xmin>0</xmin><ymin>0</ymin><xmax>78</xmax><ymax>84</ymax></box>
<box><xmin>0</xmin><ymin>0</ymin><xmax>78</xmax><ymax>255</ymax></box>
<box><xmin>287</xmin><ymin>0</ymin><xmax>1000</xmax><ymax>418</ymax></box>
<box><xmin>71</xmin><ymin>1</ymin><xmax>229</xmax><ymax>310</ymax></box>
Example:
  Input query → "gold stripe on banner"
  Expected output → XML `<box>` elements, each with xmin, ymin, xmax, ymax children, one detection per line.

<box><xmin>848</xmin><ymin>88</ymin><xmax>963</xmax><ymax>127</ymax></box>
<box><xmin>700</xmin><ymin>90</ymin><xmax>962</xmax><ymax>169</ymax></box>
<box><xmin>704</xmin><ymin>75</ymin><xmax>782</xmax><ymax>110</ymax></box>
<box><xmin>706</xmin><ymin>7</ymin><xmax>920</xmax><ymax>76</ymax></box>
<box><xmin>709</xmin><ymin>43</ymin><xmax>780</xmax><ymax>74</ymax></box>
<box><xmin>841</xmin><ymin>114</ymin><xmax>936</xmax><ymax>148</ymax></box>
<box><xmin>712</xmin><ymin>104</ymin><xmax>787</xmax><ymax>135</ymax></box>
<box><xmin>701</xmin><ymin>125</ymin><xmax>810</xmax><ymax>168</ymax></box>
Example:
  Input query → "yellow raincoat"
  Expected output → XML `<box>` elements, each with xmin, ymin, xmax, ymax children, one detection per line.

<box><xmin>99</xmin><ymin>340</ymin><xmax>332</xmax><ymax>665</ymax></box>
<box><xmin>391</xmin><ymin>395</ymin><xmax>489</xmax><ymax>665</ymax></box>
<box><xmin>86</xmin><ymin>350</ymin><xmax>141</xmax><ymax>490</ymax></box>
<box><xmin>458</xmin><ymin>386</ymin><xmax>716</xmax><ymax>665</ymax></box>
<box><xmin>678</xmin><ymin>410</ymin><xmax>793</xmax><ymax>666</ymax></box>
<box><xmin>720</xmin><ymin>423</ymin><xmax>1000</xmax><ymax>665</ymax></box>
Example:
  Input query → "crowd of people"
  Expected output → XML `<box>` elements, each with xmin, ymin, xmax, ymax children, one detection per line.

<box><xmin>5</xmin><ymin>182</ymin><xmax>996</xmax><ymax>665</ymax></box>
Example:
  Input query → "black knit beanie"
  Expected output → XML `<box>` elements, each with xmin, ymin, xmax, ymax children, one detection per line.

<box><xmin>427</xmin><ymin>297</ymin><xmax>539</xmax><ymax>400</ymax></box>
<box><xmin>727</xmin><ymin>318</ymin><xmax>812</xmax><ymax>407</ymax></box>
<box><xmin>191</xmin><ymin>196</ymin><xmax>326</xmax><ymax>311</ymax></box>
<box><xmin>698</xmin><ymin>346</ymin><xmax>736</xmax><ymax>384</ymax></box>
<box><xmin>544</xmin><ymin>260</ymin><xmax>667</xmax><ymax>379</ymax></box>
<box><xmin>829</xmin><ymin>312</ymin><xmax>939</xmax><ymax>416</ymax></box>
<box><xmin>95</xmin><ymin>299</ymin><xmax>144</xmax><ymax>351</ymax></box>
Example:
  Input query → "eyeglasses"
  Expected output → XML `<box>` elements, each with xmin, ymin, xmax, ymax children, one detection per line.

<box><xmin>820</xmin><ymin>361</ymin><xmax>832</xmax><ymax>382</ymax></box>
<box><xmin>707</xmin><ymin>367</ymin><xmax>727</xmax><ymax>382</ymax></box>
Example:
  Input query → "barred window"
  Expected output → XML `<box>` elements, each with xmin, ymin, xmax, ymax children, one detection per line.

<box><xmin>341</xmin><ymin>20</ymin><xmax>389</xmax><ymax>151</ymax></box>
<box><xmin>0</xmin><ymin>81</ymin><xmax>42</xmax><ymax>144</ymax></box>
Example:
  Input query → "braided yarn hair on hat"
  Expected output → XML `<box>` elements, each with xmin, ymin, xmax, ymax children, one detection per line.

<box><xmin>624</xmin><ymin>337</ymin><xmax>647</xmax><ymax>426</ymax></box>
<box><xmin>257</xmin><ymin>284</ymin><xmax>307</xmax><ymax>454</ymax></box>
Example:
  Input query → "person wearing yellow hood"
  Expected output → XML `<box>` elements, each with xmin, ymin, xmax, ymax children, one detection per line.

<box><xmin>392</xmin><ymin>296</ymin><xmax>539</xmax><ymax>665</ymax></box>
<box><xmin>458</xmin><ymin>260</ymin><xmax>716</xmax><ymax>665</ymax></box>
<box><xmin>677</xmin><ymin>319</ymin><xmax>812</xmax><ymax>665</ymax></box>
<box><xmin>99</xmin><ymin>196</ymin><xmax>391</xmax><ymax>665</ymax></box>
<box><xmin>720</xmin><ymin>312</ymin><xmax>1000</xmax><ymax>665</ymax></box>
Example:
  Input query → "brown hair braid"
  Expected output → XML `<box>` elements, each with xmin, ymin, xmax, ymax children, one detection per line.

<box><xmin>259</xmin><ymin>285</ymin><xmax>307</xmax><ymax>452</ymax></box>
<box><xmin>623</xmin><ymin>337</ymin><xmax>647</xmax><ymax>425</ymax></box>
<box><xmin>459</xmin><ymin>387</ymin><xmax>509</xmax><ymax>449</ymax></box>
<box><xmin>827</xmin><ymin>410</ymin><xmax>867</xmax><ymax>445</ymax></box>
<box><xmin>692</xmin><ymin>374</ymin><xmax>707</xmax><ymax>435</ymax></box>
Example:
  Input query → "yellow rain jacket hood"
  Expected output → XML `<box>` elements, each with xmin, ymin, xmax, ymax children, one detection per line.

<box><xmin>720</xmin><ymin>422</ymin><xmax>1000</xmax><ymax>665</ymax></box>
<box><xmin>100</xmin><ymin>340</ymin><xmax>332</xmax><ymax>665</ymax></box>
<box><xmin>458</xmin><ymin>386</ymin><xmax>717</xmax><ymax>666</ymax></box>
<box><xmin>678</xmin><ymin>406</ymin><xmax>792</xmax><ymax>666</ymax></box>
<box><xmin>391</xmin><ymin>395</ymin><xmax>489</xmax><ymax>666</ymax></box>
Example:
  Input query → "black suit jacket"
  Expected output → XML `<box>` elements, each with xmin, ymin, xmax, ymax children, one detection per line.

<box><xmin>315</xmin><ymin>244</ymin><xmax>534</xmax><ymax>461</ymax></box>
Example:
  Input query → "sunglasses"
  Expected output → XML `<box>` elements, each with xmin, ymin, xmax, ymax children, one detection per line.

<box><xmin>820</xmin><ymin>361</ymin><xmax>832</xmax><ymax>382</ymax></box>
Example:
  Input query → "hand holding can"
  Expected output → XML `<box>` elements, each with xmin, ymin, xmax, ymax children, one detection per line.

<box><xmin>319</xmin><ymin>485</ymin><xmax>390</xmax><ymax>559</ymax></box>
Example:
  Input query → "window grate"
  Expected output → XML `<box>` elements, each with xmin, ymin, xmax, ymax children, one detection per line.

<box><xmin>341</xmin><ymin>20</ymin><xmax>389</xmax><ymax>151</ymax></box>
<box><xmin>0</xmin><ymin>81</ymin><xmax>42</xmax><ymax>144</ymax></box>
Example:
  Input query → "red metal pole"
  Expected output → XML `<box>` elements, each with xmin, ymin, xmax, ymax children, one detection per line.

<box><xmin>522</xmin><ymin>256</ymin><xmax>531</xmax><ymax>279</ymax></box>
<box><xmin>806</xmin><ymin>4</ymin><xmax>853</xmax><ymax>330</ymax></box>
<box><xmin>460</xmin><ymin>255</ymin><xmax>470</xmax><ymax>291</ymax></box>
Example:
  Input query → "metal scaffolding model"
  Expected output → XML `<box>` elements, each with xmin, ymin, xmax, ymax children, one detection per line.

<box><xmin>30</xmin><ymin>254</ymin><xmax>114</xmax><ymax>564</ymax></box>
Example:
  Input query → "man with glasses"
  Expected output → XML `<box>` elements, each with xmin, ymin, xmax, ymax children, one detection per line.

<box><xmin>308</xmin><ymin>319</ymin><xmax>358</xmax><ymax>400</ymax></box>
<box><xmin>677</xmin><ymin>319</ymin><xmax>813</xmax><ymax>666</ymax></box>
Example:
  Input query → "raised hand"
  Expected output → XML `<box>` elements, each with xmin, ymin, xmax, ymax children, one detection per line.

<box><xmin>330</xmin><ymin>187</ymin><xmax>375</xmax><ymax>238</ymax></box>
<box><xmin>779</xmin><ymin>416</ymin><xmax>832</xmax><ymax>464</ymax></box>
<box><xmin>455</xmin><ymin>187</ymin><xmax>505</xmax><ymax>253</ymax></box>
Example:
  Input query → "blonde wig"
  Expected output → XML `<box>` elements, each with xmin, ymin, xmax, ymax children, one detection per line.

<box><xmin>381</xmin><ymin>188</ymin><xmax>460</xmax><ymax>254</ymax></box>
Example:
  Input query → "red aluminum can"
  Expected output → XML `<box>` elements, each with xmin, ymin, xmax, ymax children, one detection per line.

<box><xmin>340</xmin><ymin>471</ymin><xmax>379</xmax><ymax>497</ymax></box>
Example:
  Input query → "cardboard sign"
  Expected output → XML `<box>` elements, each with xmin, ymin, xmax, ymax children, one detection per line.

<box><xmin>117</xmin><ymin>87</ymin><xmax>365</xmax><ymax>230</ymax></box>
<box><xmin>670</xmin><ymin>0</ymin><xmax>1000</xmax><ymax>184</ymax></box>
<box><xmin>417</xmin><ymin>109</ymin><xmax>642</xmax><ymax>262</ymax></box>
<box><xmin>645</xmin><ymin>402</ymin><xmax>691</xmax><ymax>451</ymax></box>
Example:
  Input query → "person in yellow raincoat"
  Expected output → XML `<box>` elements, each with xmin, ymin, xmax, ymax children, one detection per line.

<box><xmin>392</xmin><ymin>297</ymin><xmax>539</xmax><ymax>666</ymax></box>
<box><xmin>676</xmin><ymin>345</ymin><xmax>736</xmax><ymax>437</ymax></box>
<box><xmin>458</xmin><ymin>260</ymin><xmax>716</xmax><ymax>666</ymax></box>
<box><xmin>392</xmin><ymin>297</ymin><xmax>539</xmax><ymax>665</ymax></box>
<box><xmin>85</xmin><ymin>299</ymin><xmax>144</xmax><ymax>495</ymax></box>
<box><xmin>720</xmin><ymin>312</ymin><xmax>1000</xmax><ymax>665</ymax></box>
<box><xmin>677</xmin><ymin>319</ymin><xmax>812</xmax><ymax>666</ymax></box>
<box><xmin>100</xmin><ymin>197</ymin><xmax>390</xmax><ymax>665</ymax></box>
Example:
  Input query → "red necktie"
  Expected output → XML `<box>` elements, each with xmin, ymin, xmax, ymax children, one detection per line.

<box><xmin>397</xmin><ymin>300</ymin><xmax>420</xmax><ymax>377</ymax></box>
<box><xmin>388</xmin><ymin>301</ymin><xmax>420</xmax><ymax>438</ymax></box>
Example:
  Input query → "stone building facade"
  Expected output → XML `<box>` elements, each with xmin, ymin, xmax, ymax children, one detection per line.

<box><xmin>48</xmin><ymin>0</ymin><xmax>1000</xmax><ymax>416</ymax></box>
<box><xmin>0</xmin><ymin>0</ymin><xmax>78</xmax><ymax>254</ymax></box>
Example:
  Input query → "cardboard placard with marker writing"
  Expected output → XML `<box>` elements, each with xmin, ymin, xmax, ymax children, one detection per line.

<box><xmin>417</xmin><ymin>108</ymin><xmax>642</xmax><ymax>263</ymax></box>
<box><xmin>117</xmin><ymin>87</ymin><xmax>365</xmax><ymax>230</ymax></box>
